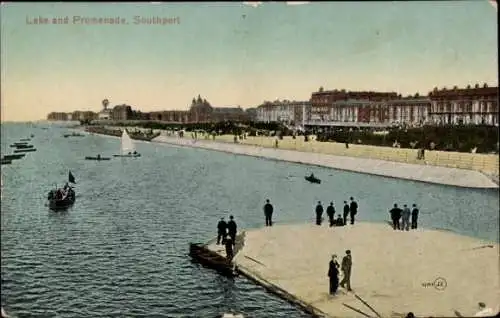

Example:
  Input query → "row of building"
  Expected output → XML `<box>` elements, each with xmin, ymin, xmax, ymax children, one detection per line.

<box><xmin>256</xmin><ymin>84</ymin><xmax>498</xmax><ymax>127</ymax></box>
<box><xmin>47</xmin><ymin>84</ymin><xmax>498</xmax><ymax>127</ymax></box>
<box><xmin>47</xmin><ymin>95</ymin><xmax>257</xmax><ymax>123</ymax></box>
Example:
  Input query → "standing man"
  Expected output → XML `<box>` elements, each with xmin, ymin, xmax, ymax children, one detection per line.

<box><xmin>402</xmin><ymin>204</ymin><xmax>411</xmax><ymax>231</ymax></box>
<box><xmin>349</xmin><ymin>197</ymin><xmax>358</xmax><ymax>225</ymax></box>
<box><xmin>263</xmin><ymin>199</ymin><xmax>274</xmax><ymax>227</ymax></box>
<box><xmin>326</xmin><ymin>202</ymin><xmax>336</xmax><ymax>227</ymax></box>
<box><xmin>411</xmin><ymin>204</ymin><xmax>419</xmax><ymax>229</ymax></box>
<box><xmin>224</xmin><ymin>234</ymin><xmax>234</xmax><ymax>262</ymax></box>
<box><xmin>315</xmin><ymin>201</ymin><xmax>324</xmax><ymax>225</ymax></box>
<box><xmin>339</xmin><ymin>250</ymin><xmax>352</xmax><ymax>292</ymax></box>
<box><xmin>227</xmin><ymin>215</ymin><xmax>237</xmax><ymax>246</ymax></box>
<box><xmin>389</xmin><ymin>204</ymin><xmax>402</xmax><ymax>230</ymax></box>
<box><xmin>217</xmin><ymin>217</ymin><xmax>227</xmax><ymax>245</ymax></box>
<box><xmin>328</xmin><ymin>254</ymin><xmax>340</xmax><ymax>295</ymax></box>
<box><xmin>343</xmin><ymin>201</ymin><xmax>350</xmax><ymax>226</ymax></box>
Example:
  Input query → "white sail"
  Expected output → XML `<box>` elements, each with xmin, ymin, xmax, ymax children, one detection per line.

<box><xmin>121</xmin><ymin>130</ymin><xmax>135</xmax><ymax>154</ymax></box>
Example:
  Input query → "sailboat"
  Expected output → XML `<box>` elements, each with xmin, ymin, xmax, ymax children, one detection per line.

<box><xmin>113</xmin><ymin>129</ymin><xmax>141</xmax><ymax>157</ymax></box>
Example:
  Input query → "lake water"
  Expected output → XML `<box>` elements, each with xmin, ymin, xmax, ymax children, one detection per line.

<box><xmin>1</xmin><ymin>122</ymin><xmax>498</xmax><ymax>317</ymax></box>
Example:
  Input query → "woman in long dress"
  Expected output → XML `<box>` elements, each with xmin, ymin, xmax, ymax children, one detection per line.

<box><xmin>328</xmin><ymin>254</ymin><xmax>340</xmax><ymax>295</ymax></box>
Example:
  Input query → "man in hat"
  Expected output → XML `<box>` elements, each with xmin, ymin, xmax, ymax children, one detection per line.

<box><xmin>343</xmin><ymin>201</ymin><xmax>350</xmax><ymax>226</ymax></box>
<box><xmin>349</xmin><ymin>197</ymin><xmax>358</xmax><ymax>225</ymax></box>
<box><xmin>315</xmin><ymin>201</ymin><xmax>324</xmax><ymax>226</ymax></box>
<box><xmin>326</xmin><ymin>202</ymin><xmax>336</xmax><ymax>227</ymax></box>
<box><xmin>227</xmin><ymin>215</ymin><xmax>237</xmax><ymax>246</ymax></box>
<box><xmin>340</xmin><ymin>250</ymin><xmax>352</xmax><ymax>291</ymax></box>
<box><xmin>263</xmin><ymin>199</ymin><xmax>274</xmax><ymax>226</ymax></box>
<box><xmin>217</xmin><ymin>217</ymin><xmax>227</xmax><ymax>245</ymax></box>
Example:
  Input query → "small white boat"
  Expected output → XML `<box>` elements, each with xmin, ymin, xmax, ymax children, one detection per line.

<box><xmin>113</xmin><ymin>129</ymin><xmax>141</xmax><ymax>157</ymax></box>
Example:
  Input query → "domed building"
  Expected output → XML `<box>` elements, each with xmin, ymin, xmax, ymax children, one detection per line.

<box><xmin>189</xmin><ymin>94</ymin><xmax>213</xmax><ymax>122</ymax></box>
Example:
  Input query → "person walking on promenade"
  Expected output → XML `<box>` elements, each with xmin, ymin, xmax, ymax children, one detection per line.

<box><xmin>349</xmin><ymin>197</ymin><xmax>358</xmax><ymax>225</ymax></box>
<box><xmin>339</xmin><ymin>250</ymin><xmax>352</xmax><ymax>291</ymax></box>
<box><xmin>224</xmin><ymin>235</ymin><xmax>234</xmax><ymax>262</ymax></box>
<box><xmin>411</xmin><ymin>204</ymin><xmax>419</xmax><ymax>229</ymax></box>
<box><xmin>402</xmin><ymin>204</ymin><xmax>411</xmax><ymax>231</ymax></box>
<box><xmin>328</xmin><ymin>254</ymin><xmax>340</xmax><ymax>295</ymax></box>
<box><xmin>315</xmin><ymin>201</ymin><xmax>324</xmax><ymax>225</ymax></box>
<box><xmin>217</xmin><ymin>217</ymin><xmax>227</xmax><ymax>245</ymax></box>
<box><xmin>326</xmin><ymin>202</ymin><xmax>335</xmax><ymax>227</ymax></box>
<box><xmin>227</xmin><ymin>215</ymin><xmax>237</xmax><ymax>246</ymax></box>
<box><xmin>343</xmin><ymin>201</ymin><xmax>350</xmax><ymax>225</ymax></box>
<box><xmin>389</xmin><ymin>204</ymin><xmax>402</xmax><ymax>230</ymax></box>
<box><xmin>263</xmin><ymin>199</ymin><xmax>274</xmax><ymax>226</ymax></box>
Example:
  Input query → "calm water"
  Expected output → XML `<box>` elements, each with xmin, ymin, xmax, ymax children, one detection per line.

<box><xmin>1</xmin><ymin>122</ymin><xmax>498</xmax><ymax>317</ymax></box>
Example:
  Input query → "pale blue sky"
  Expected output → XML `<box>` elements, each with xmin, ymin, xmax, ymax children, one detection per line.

<box><xmin>1</xmin><ymin>1</ymin><xmax>497</xmax><ymax>121</ymax></box>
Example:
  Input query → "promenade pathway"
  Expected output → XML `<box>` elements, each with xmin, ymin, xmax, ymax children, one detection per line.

<box><xmin>213</xmin><ymin>135</ymin><xmax>499</xmax><ymax>182</ymax></box>
<box><xmin>152</xmin><ymin>135</ymin><xmax>498</xmax><ymax>188</ymax></box>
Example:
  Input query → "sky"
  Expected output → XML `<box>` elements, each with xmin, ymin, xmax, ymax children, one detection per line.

<box><xmin>0</xmin><ymin>1</ymin><xmax>498</xmax><ymax>122</ymax></box>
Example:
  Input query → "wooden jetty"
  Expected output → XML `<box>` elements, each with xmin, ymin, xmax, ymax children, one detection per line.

<box><xmin>195</xmin><ymin>223</ymin><xmax>499</xmax><ymax>318</ymax></box>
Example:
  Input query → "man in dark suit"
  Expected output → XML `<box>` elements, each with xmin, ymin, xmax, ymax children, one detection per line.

<box><xmin>315</xmin><ymin>201</ymin><xmax>324</xmax><ymax>225</ymax></box>
<box><xmin>411</xmin><ymin>204</ymin><xmax>419</xmax><ymax>229</ymax></box>
<box><xmin>263</xmin><ymin>199</ymin><xmax>274</xmax><ymax>226</ymax></box>
<box><xmin>389</xmin><ymin>204</ymin><xmax>402</xmax><ymax>230</ymax></box>
<box><xmin>227</xmin><ymin>215</ymin><xmax>237</xmax><ymax>246</ymax></box>
<box><xmin>339</xmin><ymin>250</ymin><xmax>352</xmax><ymax>291</ymax></box>
<box><xmin>326</xmin><ymin>202</ymin><xmax>335</xmax><ymax>227</ymax></box>
<box><xmin>349</xmin><ymin>197</ymin><xmax>358</xmax><ymax>225</ymax></box>
<box><xmin>216</xmin><ymin>217</ymin><xmax>227</xmax><ymax>245</ymax></box>
<box><xmin>343</xmin><ymin>201</ymin><xmax>350</xmax><ymax>225</ymax></box>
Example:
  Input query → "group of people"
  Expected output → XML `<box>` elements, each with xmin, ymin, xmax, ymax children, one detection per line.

<box><xmin>260</xmin><ymin>198</ymin><xmax>359</xmax><ymax>228</ymax></box>
<box><xmin>54</xmin><ymin>182</ymin><xmax>72</xmax><ymax>200</ymax></box>
<box><xmin>328</xmin><ymin>250</ymin><xmax>353</xmax><ymax>295</ymax></box>
<box><xmin>216</xmin><ymin>215</ymin><xmax>238</xmax><ymax>261</ymax></box>
<box><xmin>315</xmin><ymin>197</ymin><xmax>358</xmax><ymax>227</ymax></box>
<box><xmin>389</xmin><ymin>204</ymin><xmax>419</xmax><ymax>230</ymax></box>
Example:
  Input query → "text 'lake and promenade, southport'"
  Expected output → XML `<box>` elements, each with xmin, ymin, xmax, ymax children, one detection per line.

<box><xmin>26</xmin><ymin>16</ymin><xmax>181</xmax><ymax>25</ymax></box>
